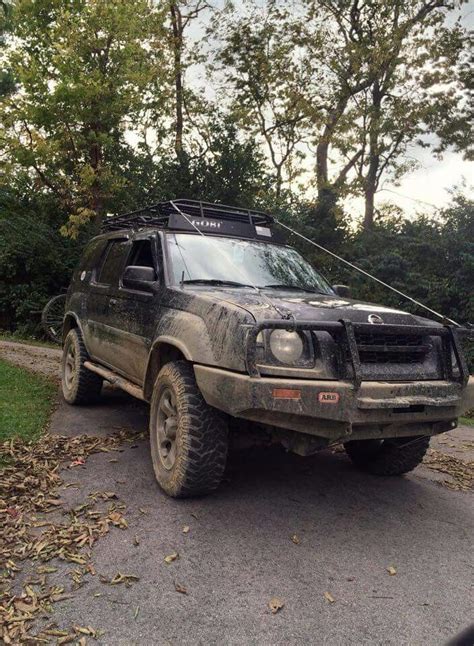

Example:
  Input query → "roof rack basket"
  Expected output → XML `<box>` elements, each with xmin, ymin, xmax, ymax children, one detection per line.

<box><xmin>101</xmin><ymin>199</ymin><xmax>274</xmax><ymax>232</ymax></box>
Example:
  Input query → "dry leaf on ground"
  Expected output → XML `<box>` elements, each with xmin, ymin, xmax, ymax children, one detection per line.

<box><xmin>164</xmin><ymin>552</ymin><xmax>179</xmax><ymax>564</ymax></box>
<box><xmin>387</xmin><ymin>566</ymin><xmax>397</xmax><ymax>576</ymax></box>
<box><xmin>291</xmin><ymin>534</ymin><xmax>300</xmax><ymax>545</ymax></box>
<box><xmin>175</xmin><ymin>582</ymin><xmax>188</xmax><ymax>594</ymax></box>
<box><xmin>324</xmin><ymin>592</ymin><xmax>335</xmax><ymax>603</ymax></box>
<box><xmin>269</xmin><ymin>597</ymin><xmax>284</xmax><ymax>614</ymax></box>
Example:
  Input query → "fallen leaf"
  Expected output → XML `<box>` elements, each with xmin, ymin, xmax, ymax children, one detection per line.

<box><xmin>182</xmin><ymin>526</ymin><xmax>190</xmax><ymax>534</ymax></box>
<box><xmin>324</xmin><ymin>591</ymin><xmax>335</xmax><ymax>603</ymax></box>
<box><xmin>70</xmin><ymin>458</ymin><xmax>85</xmax><ymax>467</ymax></box>
<box><xmin>86</xmin><ymin>562</ymin><xmax>96</xmax><ymax>576</ymax></box>
<box><xmin>134</xmin><ymin>605</ymin><xmax>140</xmax><ymax>620</ymax></box>
<box><xmin>133</xmin><ymin>535</ymin><xmax>140</xmax><ymax>546</ymax></box>
<box><xmin>269</xmin><ymin>597</ymin><xmax>284</xmax><ymax>614</ymax></box>
<box><xmin>6</xmin><ymin>507</ymin><xmax>19</xmax><ymax>518</ymax></box>
<box><xmin>175</xmin><ymin>582</ymin><xmax>188</xmax><ymax>594</ymax></box>
<box><xmin>36</xmin><ymin>565</ymin><xmax>58</xmax><ymax>574</ymax></box>
<box><xmin>164</xmin><ymin>552</ymin><xmax>179</xmax><ymax>564</ymax></box>
<box><xmin>387</xmin><ymin>566</ymin><xmax>397</xmax><ymax>576</ymax></box>
<box><xmin>108</xmin><ymin>511</ymin><xmax>128</xmax><ymax>528</ymax></box>
<box><xmin>110</xmin><ymin>572</ymin><xmax>140</xmax><ymax>585</ymax></box>
<box><xmin>291</xmin><ymin>534</ymin><xmax>300</xmax><ymax>545</ymax></box>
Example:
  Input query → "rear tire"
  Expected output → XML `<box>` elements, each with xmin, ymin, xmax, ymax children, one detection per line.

<box><xmin>61</xmin><ymin>328</ymin><xmax>102</xmax><ymax>405</ymax></box>
<box><xmin>344</xmin><ymin>436</ymin><xmax>430</xmax><ymax>476</ymax></box>
<box><xmin>149</xmin><ymin>361</ymin><xmax>229</xmax><ymax>498</ymax></box>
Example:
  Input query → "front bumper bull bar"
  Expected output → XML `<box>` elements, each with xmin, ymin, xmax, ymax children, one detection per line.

<box><xmin>244</xmin><ymin>319</ymin><xmax>470</xmax><ymax>388</ymax></box>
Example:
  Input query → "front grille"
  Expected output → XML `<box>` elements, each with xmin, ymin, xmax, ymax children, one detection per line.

<box><xmin>354</xmin><ymin>331</ymin><xmax>431</xmax><ymax>364</ymax></box>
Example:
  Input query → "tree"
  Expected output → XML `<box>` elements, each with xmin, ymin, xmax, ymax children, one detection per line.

<box><xmin>297</xmin><ymin>0</ymin><xmax>470</xmax><ymax>227</ymax></box>
<box><xmin>1</xmin><ymin>0</ymin><xmax>169</xmax><ymax>236</ymax></box>
<box><xmin>168</xmin><ymin>0</ymin><xmax>210</xmax><ymax>160</ymax></box>
<box><xmin>212</xmin><ymin>2</ymin><xmax>309</xmax><ymax>198</ymax></box>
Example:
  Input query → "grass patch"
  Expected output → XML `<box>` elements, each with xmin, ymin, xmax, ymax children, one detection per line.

<box><xmin>460</xmin><ymin>416</ymin><xmax>474</xmax><ymax>427</ymax></box>
<box><xmin>0</xmin><ymin>359</ymin><xmax>57</xmax><ymax>445</ymax></box>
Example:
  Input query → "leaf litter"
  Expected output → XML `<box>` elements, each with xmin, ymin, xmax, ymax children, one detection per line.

<box><xmin>423</xmin><ymin>449</ymin><xmax>473</xmax><ymax>491</ymax></box>
<box><xmin>0</xmin><ymin>429</ymin><xmax>143</xmax><ymax>643</ymax></box>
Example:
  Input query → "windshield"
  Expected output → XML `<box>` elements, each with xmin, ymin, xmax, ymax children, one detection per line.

<box><xmin>165</xmin><ymin>233</ymin><xmax>333</xmax><ymax>294</ymax></box>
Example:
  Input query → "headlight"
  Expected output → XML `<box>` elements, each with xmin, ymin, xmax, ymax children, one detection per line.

<box><xmin>269</xmin><ymin>330</ymin><xmax>304</xmax><ymax>364</ymax></box>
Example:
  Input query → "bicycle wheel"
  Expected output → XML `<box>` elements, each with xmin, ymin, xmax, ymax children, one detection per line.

<box><xmin>41</xmin><ymin>294</ymin><xmax>67</xmax><ymax>344</ymax></box>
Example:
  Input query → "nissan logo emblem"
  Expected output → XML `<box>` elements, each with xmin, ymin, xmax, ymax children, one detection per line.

<box><xmin>368</xmin><ymin>314</ymin><xmax>384</xmax><ymax>325</ymax></box>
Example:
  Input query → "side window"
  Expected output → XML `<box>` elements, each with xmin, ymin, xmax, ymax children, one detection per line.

<box><xmin>125</xmin><ymin>240</ymin><xmax>157</xmax><ymax>278</ymax></box>
<box><xmin>77</xmin><ymin>239</ymin><xmax>106</xmax><ymax>273</ymax></box>
<box><xmin>96</xmin><ymin>239</ymin><xmax>129</xmax><ymax>285</ymax></box>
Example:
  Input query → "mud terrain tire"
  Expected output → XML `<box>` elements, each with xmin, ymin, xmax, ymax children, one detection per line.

<box><xmin>344</xmin><ymin>436</ymin><xmax>430</xmax><ymax>476</ymax></box>
<box><xmin>150</xmin><ymin>361</ymin><xmax>228</xmax><ymax>498</ymax></box>
<box><xmin>61</xmin><ymin>328</ymin><xmax>102</xmax><ymax>405</ymax></box>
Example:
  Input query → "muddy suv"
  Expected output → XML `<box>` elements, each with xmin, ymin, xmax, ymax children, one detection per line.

<box><xmin>61</xmin><ymin>199</ymin><xmax>474</xmax><ymax>497</ymax></box>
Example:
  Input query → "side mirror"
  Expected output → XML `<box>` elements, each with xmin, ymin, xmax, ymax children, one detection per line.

<box><xmin>332</xmin><ymin>284</ymin><xmax>351</xmax><ymax>298</ymax></box>
<box><xmin>122</xmin><ymin>266</ymin><xmax>157</xmax><ymax>293</ymax></box>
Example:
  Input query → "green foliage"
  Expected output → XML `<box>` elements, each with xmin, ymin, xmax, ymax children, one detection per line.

<box><xmin>0</xmin><ymin>178</ymin><xmax>86</xmax><ymax>334</ymax></box>
<box><xmin>2</xmin><ymin>0</ymin><xmax>170</xmax><ymax>235</ymax></box>
<box><xmin>0</xmin><ymin>359</ymin><xmax>56</xmax><ymax>443</ymax></box>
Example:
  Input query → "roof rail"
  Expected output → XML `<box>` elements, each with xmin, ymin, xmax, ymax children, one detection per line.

<box><xmin>101</xmin><ymin>199</ymin><xmax>274</xmax><ymax>233</ymax></box>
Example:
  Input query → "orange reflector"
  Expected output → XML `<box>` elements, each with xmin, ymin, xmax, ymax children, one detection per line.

<box><xmin>272</xmin><ymin>388</ymin><xmax>301</xmax><ymax>400</ymax></box>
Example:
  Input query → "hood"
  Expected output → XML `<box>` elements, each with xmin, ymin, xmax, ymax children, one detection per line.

<box><xmin>190</xmin><ymin>287</ymin><xmax>440</xmax><ymax>328</ymax></box>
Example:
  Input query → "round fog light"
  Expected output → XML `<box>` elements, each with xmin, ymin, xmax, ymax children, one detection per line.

<box><xmin>269</xmin><ymin>330</ymin><xmax>304</xmax><ymax>364</ymax></box>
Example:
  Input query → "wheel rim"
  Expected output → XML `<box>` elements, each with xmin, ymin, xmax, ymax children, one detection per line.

<box><xmin>156</xmin><ymin>388</ymin><xmax>178</xmax><ymax>470</ymax></box>
<box><xmin>64</xmin><ymin>342</ymin><xmax>76</xmax><ymax>389</ymax></box>
<box><xmin>42</xmin><ymin>295</ymin><xmax>66</xmax><ymax>344</ymax></box>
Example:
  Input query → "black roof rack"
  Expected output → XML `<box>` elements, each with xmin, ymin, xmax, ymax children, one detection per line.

<box><xmin>101</xmin><ymin>199</ymin><xmax>281</xmax><ymax>242</ymax></box>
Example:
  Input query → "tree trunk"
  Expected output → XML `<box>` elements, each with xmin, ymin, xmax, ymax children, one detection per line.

<box><xmin>89</xmin><ymin>140</ymin><xmax>103</xmax><ymax>232</ymax></box>
<box><xmin>315</xmin><ymin>98</ymin><xmax>347</xmax><ymax>207</ymax></box>
<box><xmin>363</xmin><ymin>83</ymin><xmax>382</xmax><ymax>231</ymax></box>
<box><xmin>170</xmin><ymin>2</ymin><xmax>184</xmax><ymax>159</ymax></box>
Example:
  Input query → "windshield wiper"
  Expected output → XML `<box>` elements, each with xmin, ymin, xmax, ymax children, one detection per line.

<box><xmin>181</xmin><ymin>279</ymin><xmax>255</xmax><ymax>288</ymax></box>
<box><xmin>262</xmin><ymin>284</ymin><xmax>325</xmax><ymax>294</ymax></box>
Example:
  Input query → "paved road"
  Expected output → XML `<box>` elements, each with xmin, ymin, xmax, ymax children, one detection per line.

<box><xmin>2</xmin><ymin>341</ymin><xmax>473</xmax><ymax>645</ymax></box>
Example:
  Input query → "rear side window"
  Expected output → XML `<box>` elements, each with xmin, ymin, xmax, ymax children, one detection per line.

<box><xmin>78</xmin><ymin>238</ymin><xmax>107</xmax><ymax>272</ymax></box>
<box><xmin>96</xmin><ymin>239</ymin><xmax>129</xmax><ymax>285</ymax></box>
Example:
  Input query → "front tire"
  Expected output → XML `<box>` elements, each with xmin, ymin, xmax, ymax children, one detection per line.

<box><xmin>344</xmin><ymin>436</ymin><xmax>430</xmax><ymax>476</ymax></box>
<box><xmin>150</xmin><ymin>361</ymin><xmax>229</xmax><ymax>498</ymax></box>
<box><xmin>61</xmin><ymin>328</ymin><xmax>102</xmax><ymax>405</ymax></box>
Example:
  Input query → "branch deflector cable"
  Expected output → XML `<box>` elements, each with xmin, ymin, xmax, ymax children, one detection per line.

<box><xmin>275</xmin><ymin>219</ymin><xmax>460</xmax><ymax>327</ymax></box>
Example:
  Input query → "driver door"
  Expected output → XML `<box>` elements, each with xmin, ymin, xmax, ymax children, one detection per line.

<box><xmin>106</xmin><ymin>234</ymin><xmax>161</xmax><ymax>384</ymax></box>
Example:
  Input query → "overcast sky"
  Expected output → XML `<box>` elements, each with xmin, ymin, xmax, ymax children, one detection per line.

<box><xmin>379</xmin><ymin>2</ymin><xmax>473</xmax><ymax>216</ymax></box>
